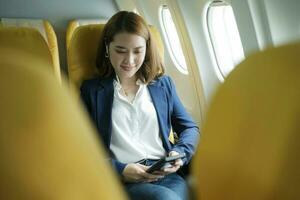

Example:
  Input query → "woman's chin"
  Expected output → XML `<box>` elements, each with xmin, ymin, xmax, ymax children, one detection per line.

<box><xmin>118</xmin><ymin>72</ymin><xmax>136</xmax><ymax>80</ymax></box>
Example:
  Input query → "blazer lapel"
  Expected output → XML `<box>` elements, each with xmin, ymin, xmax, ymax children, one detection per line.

<box><xmin>148</xmin><ymin>84</ymin><xmax>170</xmax><ymax>148</ymax></box>
<box><xmin>96</xmin><ymin>78</ymin><xmax>114</xmax><ymax>148</ymax></box>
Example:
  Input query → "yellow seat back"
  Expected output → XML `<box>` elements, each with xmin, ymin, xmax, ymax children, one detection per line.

<box><xmin>0</xmin><ymin>18</ymin><xmax>61</xmax><ymax>82</ymax></box>
<box><xmin>66</xmin><ymin>19</ymin><xmax>107</xmax><ymax>49</ymax></box>
<box><xmin>192</xmin><ymin>42</ymin><xmax>300</xmax><ymax>200</ymax></box>
<box><xmin>66</xmin><ymin>22</ymin><xmax>164</xmax><ymax>90</ymax></box>
<box><xmin>0</xmin><ymin>27</ymin><xmax>53</xmax><ymax>73</ymax></box>
<box><xmin>0</xmin><ymin>44</ymin><xmax>127</xmax><ymax>200</ymax></box>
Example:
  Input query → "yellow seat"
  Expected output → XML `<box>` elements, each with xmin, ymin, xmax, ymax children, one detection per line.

<box><xmin>0</xmin><ymin>27</ymin><xmax>53</xmax><ymax>74</ymax></box>
<box><xmin>66</xmin><ymin>19</ymin><xmax>107</xmax><ymax>50</ymax></box>
<box><xmin>0</xmin><ymin>18</ymin><xmax>61</xmax><ymax>82</ymax></box>
<box><xmin>0</xmin><ymin>44</ymin><xmax>127</xmax><ymax>200</ymax></box>
<box><xmin>66</xmin><ymin>20</ymin><xmax>164</xmax><ymax>90</ymax></box>
<box><xmin>192</xmin><ymin>42</ymin><xmax>300</xmax><ymax>200</ymax></box>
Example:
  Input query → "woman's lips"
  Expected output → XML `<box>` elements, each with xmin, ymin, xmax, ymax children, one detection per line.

<box><xmin>120</xmin><ymin>65</ymin><xmax>134</xmax><ymax>71</ymax></box>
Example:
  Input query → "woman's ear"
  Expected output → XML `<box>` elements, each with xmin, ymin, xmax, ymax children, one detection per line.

<box><xmin>104</xmin><ymin>37</ymin><xmax>109</xmax><ymax>58</ymax></box>
<box><xmin>105</xmin><ymin>44</ymin><xmax>109</xmax><ymax>58</ymax></box>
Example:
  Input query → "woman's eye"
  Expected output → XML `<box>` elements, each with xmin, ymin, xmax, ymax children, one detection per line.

<box><xmin>115</xmin><ymin>50</ymin><xmax>126</xmax><ymax>54</ymax></box>
<box><xmin>134</xmin><ymin>51</ymin><xmax>143</xmax><ymax>54</ymax></box>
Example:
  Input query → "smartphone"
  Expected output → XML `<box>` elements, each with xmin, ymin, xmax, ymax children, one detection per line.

<box><xmin>146</xmin><ymin>153</ymin><xmax>186</xmax><ymax>173</ymax></box>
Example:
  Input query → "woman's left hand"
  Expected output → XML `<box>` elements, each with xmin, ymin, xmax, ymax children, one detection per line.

<box><xmin>153</xmin><ymin>151</ymin><xmax>183</xmax><ymax>176</ymax></box>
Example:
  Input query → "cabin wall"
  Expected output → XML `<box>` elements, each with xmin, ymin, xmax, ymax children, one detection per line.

<box><xmin>175</xmin><ymin>0</ymin><xmax>221</xmax><ymax>105</ymax></box>
<box><xmin>263</xmin><ymin>0</ymin><xmax>300</xmax><ymax>46</ymax></box>
<box><xmin>0</xmin><ymin>0</ymin><xmax>118</xmax><ymax>74</ymax></box>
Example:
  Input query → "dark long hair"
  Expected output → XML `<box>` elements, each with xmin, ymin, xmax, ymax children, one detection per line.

<box><xmin>96</xmin><ymin>11</ymin><xmax>164</xmax><ymax>83</ymax></box>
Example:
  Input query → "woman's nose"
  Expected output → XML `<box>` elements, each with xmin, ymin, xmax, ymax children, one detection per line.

<box><xmin>124</xmin><ymin>53</ymin><xmax>135</xmax><ymax>65</ymax></box>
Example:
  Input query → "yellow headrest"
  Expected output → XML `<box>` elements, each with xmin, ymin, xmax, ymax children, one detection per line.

<box><xmin>0</xmin><ymin>27</ymin><xmax>53</xmax><ymax>74</ymax></box>
<box><xmin>0</xmin><ymin>46</ymin><xmax>127</xmax><ymax>199</ymax></box>
<box><xmin>0</xmin><ymin>18</ymin><xmax>61</xmax><ymax>82</ymax></box>
<box><xmin>192</xmin><ymin>42</ymin><xmax>300</xmax><ymax>199</ymax></box>
<box><xmin>66</xmin><ymin>19</ymin><xmax>107</xmax><ymax>49</ymax></box>
<box><xmin>67</xmin><ymin>23</ymin><xmax>164</xmax><ymax>90</ymax></box>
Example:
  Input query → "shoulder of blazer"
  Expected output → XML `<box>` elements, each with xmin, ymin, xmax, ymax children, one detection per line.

<box><xmin>81</xmin><ymin>77</ymin><xmax>114</xmax><ymax>92</ymax></box>
<box><xmin>151</xmin><ymin>75</ymin><xmax>173</xmax><ymax>94</ymax></box>
<box><xmin>151</xmin><ymin>75</ymin><xmax>171</xmax><ymax>86</ymax></box>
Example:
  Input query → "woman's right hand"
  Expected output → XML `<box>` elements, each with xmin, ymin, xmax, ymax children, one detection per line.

<box><xmin>122</xmin><ymin>163</ymin><xmax>164</xmax><ymax>183</ymax></box>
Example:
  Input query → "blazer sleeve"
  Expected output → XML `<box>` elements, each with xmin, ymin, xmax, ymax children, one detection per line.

<box><xmin>166</xmin><ymin>76</ymin><xmax>200</xmax><ymax>164</ymax></box>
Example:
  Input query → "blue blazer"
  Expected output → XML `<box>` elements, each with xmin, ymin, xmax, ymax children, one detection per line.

<box><xmin>80</xmin><ymin>75</ymin><xmax>199</xmax><ymax>175</ymax></box>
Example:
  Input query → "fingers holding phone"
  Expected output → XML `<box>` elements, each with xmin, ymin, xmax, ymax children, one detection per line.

<box><xmin>168</xmin><ymin>151</ymin><xmax>184</xmax><ymax>165</ymax></box>
<box><xmin>146</xmin><ymin>152</ymin><xmax>185</xmax><ymax>175</ymax></box>
<box><xmin>122</xmin><ymin>163</ymin><xmax>164</xmax><ymax>183</ymax></box>
<box><xmin>160</xmin><ymin>151</ymin><xmax>184</xmax><ymax>174</ymax></box>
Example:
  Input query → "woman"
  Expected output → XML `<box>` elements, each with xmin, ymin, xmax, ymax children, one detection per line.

<box><xmin>80</xmin><ymin>11</ymin><xmax>199</xmax><ymax>200</ymax></box>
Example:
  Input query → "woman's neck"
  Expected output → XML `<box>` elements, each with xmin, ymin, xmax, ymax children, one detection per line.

<box><xmin>118</xmin><ymin>76</ymin><xmax>137</xmax><ymax>87</ymax></box>
<box><xmin>117</xmin><ymin>75</ymin><xmax>139</xmax><ymax>102</ymax></box>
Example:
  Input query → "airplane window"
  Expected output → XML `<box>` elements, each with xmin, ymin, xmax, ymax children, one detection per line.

<box><xmin>207</xmin><ymin>1</ymin><xmax>244</xmax><ymax>78</ymax></box>
<box><xmin>160</xmin><ymin>5</ymin><xmax>188</xmax><ymax>74</ymax></box>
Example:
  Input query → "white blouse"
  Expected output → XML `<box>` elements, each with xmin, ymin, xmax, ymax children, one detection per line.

<box><xmin>110</xmin><ymin>79</ymin><xmax>166</xmax><ymax>163</ymax></box>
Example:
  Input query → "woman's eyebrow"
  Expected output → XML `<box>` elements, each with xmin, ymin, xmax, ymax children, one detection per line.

<box><xmin>114</xmin><ymin>45</ymin><xmax>145</xmax><ymax>49</ymax></box>
<box><xmin>115</xmin><ymin>45</ymin><xmax>127</xmax><ymax>49</ymax></box>
<box><xmin>134</xmin><ymin>46</ymin><xmax>145</xmax><ymax>50</ymax></box>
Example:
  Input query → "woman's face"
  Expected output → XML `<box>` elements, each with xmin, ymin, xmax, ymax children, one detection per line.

<box><xmin>109</xmin><ymin>32</ymin><xmax>146</xmax><ymax>81</ymax></box>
